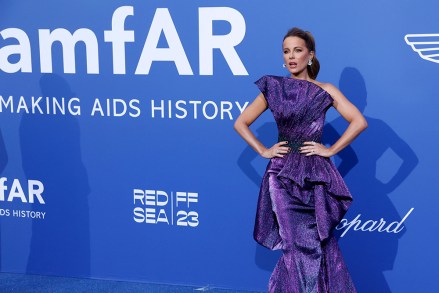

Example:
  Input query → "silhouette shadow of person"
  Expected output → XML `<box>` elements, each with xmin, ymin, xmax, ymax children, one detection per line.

<box><xmin>20</xmin><ymin>74</ymin><xmax>91</xmax><ymax>277</ymax></box>
<box><xmin>0</xmin><ymin>127</ymin><xmax>8</xmax><ymax>271</ymax></box>
<box><xmin>323</xmin><ymin>67</ymin><xmax>418</xmax><ymax>293</ymax></box>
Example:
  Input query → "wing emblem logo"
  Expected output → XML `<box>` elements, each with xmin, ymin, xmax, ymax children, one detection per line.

<box><xmin>405</xmin><ymin>34</ymin><xmax>439</xmax><ymax>64</ymax></box>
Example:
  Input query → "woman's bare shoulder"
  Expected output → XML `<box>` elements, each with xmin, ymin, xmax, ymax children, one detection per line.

<box><xmin>312</xmin><ymin>81</ymin><xmax>341</xmax><ymax>96</ymax></box>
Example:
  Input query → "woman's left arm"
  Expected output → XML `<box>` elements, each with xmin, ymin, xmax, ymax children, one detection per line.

<box><xmin>301</xmin><ymin>83</ymin><xmax>368</xmax><ymax>157</ymax></box>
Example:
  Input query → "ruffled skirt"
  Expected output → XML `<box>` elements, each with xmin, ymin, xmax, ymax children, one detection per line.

<box><xmin>255</xmin><ymin>155</ymin><xmax>357</xmax><ymax>292</ymax></box>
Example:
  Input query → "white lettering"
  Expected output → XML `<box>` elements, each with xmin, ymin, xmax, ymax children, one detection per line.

<box><xmin>144</xmin><ymin>190</ymin><xmax>155</xmax><ymax>206</ymax></box>
<box><xmin>189</xmin><ymin>101</ymin><xmax>202</xmax><ymax>119</ymax></box>
<box><xmin>135</xmin><ymin>8</ymin><xmax>193</xmax><ymax>75</ymax></box>
<box><xmin>0</xmin><ymin>177</ymin><xmax>45</xmax><ymax>204</ymax></box>
<box><xmin>133</xmin><ymin>189</ymin><xmax>144</xmax><ymax>205</ymax></box>
<box><xmin>28</xmin><ymin>179</ymin><xmax>45</xmax><ymax>204</ymax></box>
<box><xmin>175</xmin><ymin>100</ymin><xmax>187</xmax><ymax>119</ymax></box>
<box><xmin>11</xmin><ymin>210</ymin><xmax>46</xmax><ymax>219</ymax></box>
<box><xmin>156</xmin><ymin>209</ymin><xmax>169</xmax><ymax>224</ymax></box>
<box><xmin>151</xmin><ymin>99</ymin><xmax>165</xmax><ymax>118</ymax></box>
<box><xmin>336</xmin><ymin>208</ymin><xmax>415</xmax><ymax>237</ymax></box>
<box><xmin>0</xmin><ymin>6</ymin><xmax>248</xmax><ymax>76</ymax></box>
<box><xmin>39</xmin><ymin>28</ymin><xmax>99</xmax><ymax>74</ymax></box>
<box><xmin>8</xmin><ymin>179</ymin><xmax>27</xmax><ymax>203</ymax></box>
<box><xmin>202</xmin><ymin>101</ymin><xmax>218</xmax><ymax>120</ymax></box>
<box><xmin>199</xmin><ymin>7</ymin><xmax>248</xmax><ymax>75</ymax></box>
<box><xmin>0</xmin><ymin>96</ymin><xmax>80</xmax><ymax>115</ymax></box>
<box><xmin>68</xmin><ymin>97</ymin><xmax>81</xmax><ymax>115</ymax></box>
<box><xmin>0</xmin><ymin>178</ymin><xmax>7</xmax><ymax>201</ymax></box>
<box><xmin>0</xmin><ymin>28</ymin><xmax>32</xmax><ymax>73</ymax></box>
<box><xmin>235</xmin><ymin>101</ymin><xmax>249</xmax><ymax>113</ymax></box>
<box><xmin>17</xmin><ymin>96</ymin><xmax>29</xmax><ymax>113</ymax></box>
<box><xmin>104</xmin><ymin>6</ymin><xmax>135</xmax><ymax>74</ymax></box>
<box><xmin>31</xmin><ymin>96</ymin><xmax>43</xmax><ymax>114</ymax></box>
<box><xmin>129</xmin><ymin>99</ymin><xmax>141</xmax><ymax>118</ymax></box>
<box><xmin>221</xmin><ymin>101</ymin><xmax>233</xmax><ymax>120</ymax></box>
<box><xmin>113</xmin><ymin>99</ymin><xmax>127</xmax><ymax>117</ymax></box>
<box><xmin>0</xmin><ymin>95</ymin><xmax>13</xmax><ymax>113</ymax></box>
<box><xmin>149</xmin><ymin>99</ymin><xmax>248</xmax><ymax>120</ymax></box>
<box><xmin>91</xmin><ymin>98</ymin><xmax>104</xmax><ymax>116</ymax></box>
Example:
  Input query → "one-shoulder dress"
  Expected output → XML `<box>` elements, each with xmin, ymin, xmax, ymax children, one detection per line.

<box><xmin>254</xmin><ymin>75</ymin><xmax>357</xmax><ymax>293</ymax></box>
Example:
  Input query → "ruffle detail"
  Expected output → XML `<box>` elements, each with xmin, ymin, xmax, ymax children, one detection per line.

<box><xmin>254</xmin><ymin>154</ymin><xmax>353</xmax><ymax>249</ymax></box>
<box><xmin>278</xmin><ymin>153</ymin><xmax>351</xmax><ymax>197</ymax></box>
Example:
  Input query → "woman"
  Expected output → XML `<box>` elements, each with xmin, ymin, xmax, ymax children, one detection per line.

<box><xmin>234</xmin><ymin>27</ymin><xmax>367</xmax><ymax>292</ymax></box>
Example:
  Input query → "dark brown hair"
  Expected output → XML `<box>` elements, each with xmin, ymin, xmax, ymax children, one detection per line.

<box><xmin>283</xmin><ymin>27</ymin><xmax>320</xmax><ymax>80</ymax></box>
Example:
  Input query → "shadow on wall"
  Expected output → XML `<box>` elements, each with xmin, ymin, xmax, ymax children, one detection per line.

<box><xmin>325</xmin><ymin>67</ymin><xmax>418</xmax><ymax>293</ymax></box>
<box><xmin>237</xmin><ymin>68</ymin><xmax>418</xmax><ymax>293</ymax></box>
<box><xmin>20</xmin><ymin>74</ymin><xmax>91</xmax><ymax>277</ymax></box>
<box><xmin>0</xmin><ymin>127</ymin><xmax>9</xmax><ymax>271</ymax></box>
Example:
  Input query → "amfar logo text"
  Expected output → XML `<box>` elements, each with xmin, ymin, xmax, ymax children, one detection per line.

<box><xmin>0</xmin><ymin>177</ymin><xmax>46</xmax><ymax>220</ymax></box>
<box><xmin>0</xmin><ymin>177</ymin><xmax>45</xmax><ymax>204</ymax></box>
<box><xmin>0</xmin><ymin>6</ymin><xmax>248</xmax><ymax>75</ymax></box>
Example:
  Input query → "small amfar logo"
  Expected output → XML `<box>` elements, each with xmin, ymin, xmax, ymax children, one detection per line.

<box><xmin>405</xmin><ymin>34</ymin><xmax>439</xmax><ymax>63</ymax></box>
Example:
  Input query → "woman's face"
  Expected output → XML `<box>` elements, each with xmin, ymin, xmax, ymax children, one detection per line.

<box><xmin>283</xmin><ymin>36</ymin><xmax>314</xmax><ymax>78</ymax></box>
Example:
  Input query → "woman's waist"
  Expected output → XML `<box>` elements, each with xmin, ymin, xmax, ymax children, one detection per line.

<box><xmin>277</xmin><ymin>134</ymin><xmax>321</xmax><ymax>153</ymax></box>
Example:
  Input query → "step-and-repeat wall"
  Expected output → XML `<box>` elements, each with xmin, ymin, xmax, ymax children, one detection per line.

<box><xmin>0</xmin><ymin>1</ymin><xmax>436</xmax><ymax>292</ymax></box>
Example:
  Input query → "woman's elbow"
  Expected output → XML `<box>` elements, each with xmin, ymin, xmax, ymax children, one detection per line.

<box><xmin>359</xmin><ymin>117</ymin><xmax>368</xmax><ymax>131</ymax></box>
<box><xmin>234</xmin><ymin>118</ymin><xmax>250</xmax><ymax>135</ymax></box>
<box><xmin>234</xmin><ymin>119</ymin><xmax>243</xmax><ymax>133</ymax></box>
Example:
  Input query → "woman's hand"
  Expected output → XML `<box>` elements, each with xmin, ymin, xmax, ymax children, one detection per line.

<box><xmin>300</xmin><ymin>141</ymin><xmax>334</xmax><ymax>157</ymax></box>
<box><xmin>261</xmin><ymin>141</ymin><xmax>291</xmax><ymax>158</ymax></box>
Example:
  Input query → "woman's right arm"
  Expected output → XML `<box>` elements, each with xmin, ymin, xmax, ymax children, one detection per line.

<box><xmin>234</xmin><ymin>93</ymin><xmax>289</xmax><ymax>159</ymax></box>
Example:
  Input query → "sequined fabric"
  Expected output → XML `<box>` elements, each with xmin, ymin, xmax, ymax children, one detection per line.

<box><xmin>254</xmin><ymin>75</ymin><xmax>356</xmax><ymax>292</ymax></box>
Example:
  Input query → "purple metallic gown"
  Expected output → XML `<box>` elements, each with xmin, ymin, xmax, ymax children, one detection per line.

<box><xmin>254</xmin><ymin>76</ymin><xmax>357</xmax><ymax>293</ymax></box>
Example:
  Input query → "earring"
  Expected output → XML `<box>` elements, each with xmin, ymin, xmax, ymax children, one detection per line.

<box><xmin>308</xmin><ymin>59</ymin><xmax>313</xmax><ymax>66</ymax></box>
<box><xmin>282</xmin><ymin>64</ymin><xmax>287</xmax><ymax>68</ymax></box>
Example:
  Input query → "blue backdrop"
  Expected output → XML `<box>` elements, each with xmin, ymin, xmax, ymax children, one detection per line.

<box><xmin>0</xmin><ymin>1</ymin><xmax>436</xmax><ymax>292</ymax></box>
